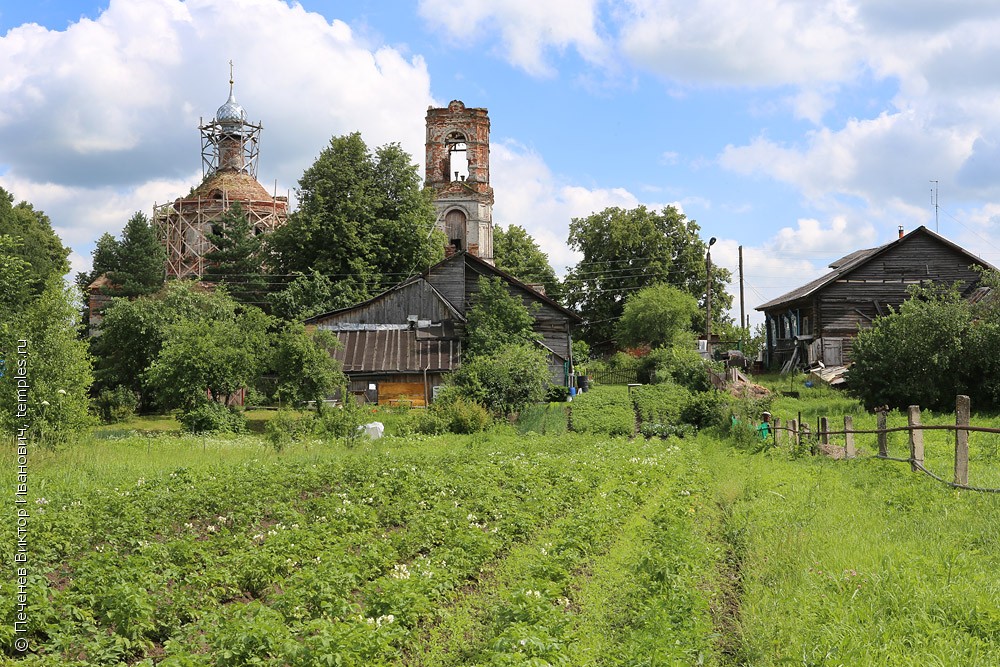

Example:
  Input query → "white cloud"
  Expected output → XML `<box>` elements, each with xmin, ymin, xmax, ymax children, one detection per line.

<box><xmin>416</xmin><ymin>0</ymin><xmax>608</xmax><ymax>77</ymax></box>
<box><xmin>719</xmin><ymin>111</ymin><xmax>979</xmax><ymax>205</ymax></box>
<box><xmin>491</xmin><ymin>139</ymin><xmax>646</xmax><ymax>272</ymax></box>
<box><xmin>619</xmin><ymin>0</ymin><xmax>863</xmax><ymax>87</ymax></box>
<box><xmin>0</xmin><ymin>0</ymin><xmax>434</xmax><ymax>272</ymax></box>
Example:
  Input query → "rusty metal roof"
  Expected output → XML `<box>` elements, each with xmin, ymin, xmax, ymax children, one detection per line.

<box><xmin>332</xmin><ymin>329</ymin><xmax>461</xmax><ymax>374</ymax></box>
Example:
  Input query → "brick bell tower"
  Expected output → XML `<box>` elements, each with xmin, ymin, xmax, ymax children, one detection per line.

<box><xmin>425</xmin><ymin>100</ymin><xmax>494</xmax><ymax>264</ymax></box>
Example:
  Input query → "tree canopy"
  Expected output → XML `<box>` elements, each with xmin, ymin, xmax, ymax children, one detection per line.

<box><xmin>76</xmin><ymin>212</ymin><xmax>166</xmax><ymax>299</ymax></box>
<box><xmin>146</xmin><ymin>306</ymin><xmax>272</xmax><ymax>410</ymax></box>
<box><xmin>0</xmin><ymin>186</ymin><xmax>70</xmax><ymax>296</ymax></box>
<box><xmin>465</xmin><ymin>276</ymin><xmax>538</xmax><ymax>358</ymax></box>
<box><xmin>617</xmin><ymin>283</ymin><xmax>701</xmax><ymax>350</ymax></box>
<box><xmin>268</xmin><ymin>132</ymin><xmax>444</xmax><ymax>316</ymax></box>
<box><xmin>494</xmin><ymin>224</ymin><xmax>562</xmax><ymax>301</ymax></box>
<box><xmin>93</xmin><ymin>281</ymin><xmax>247</xmax><ymax>409</ymax></box>
<box><xmin>203</xmin><ymin>203</ymin><xmax>267</xmax><ymax>307</ymax></box>
<box><xmin>847</xmin><ymin>283</ymin><xmax>1000</xmax><ymax>411</ymax></box>
<box><xmin>563</xmin><ymin>205</ymin><xmax>731</xmax><ymax>348</ymax></box>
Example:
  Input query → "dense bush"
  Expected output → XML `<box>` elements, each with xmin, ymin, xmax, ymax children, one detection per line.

<box><xmin>94</xmin><ymin>386</ymin><xmax>138</xmax><ymax>424</ymax></box>
<box><xmin>848</xmin><ymin>285</ymin><xmax>975</xmax><ymax>411</ymax></box>
<box><xmin>545</xmin><ymin>384</ymin><xmax>570</xmax><ymax>403</ymax></box>
<box><xmin>680</xmin><ymin>389</ymin><xmax>728</xmax><ymax>429</ymax></box>
<box><xmin>263</xmin><ymin>409</ymin><xmax>315</xmax><ymax>451</ymax></box>
<box><xmin>637</xmin><ymin>345</ymin><xmax>714</xmax><ymax>392</ymax></box>
<box><xmin>449</xmin><ymin>344</ymin><xmax>550</xmax><ymax>417</ymax></box>
<box><xmin>178</xmin><ymin>399</ymin><xmax>247</xmax><ymax>433</ymax></box>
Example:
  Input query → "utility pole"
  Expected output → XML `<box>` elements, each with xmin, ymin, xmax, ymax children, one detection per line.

<box><xmin>738</xmin><ymin>245</ymin><xmax>745</xmax><ymax>336</ymax></box>
<box><xmin>705</xmin><ymin>237</ymin><xmax>716</xmax><ymax>347</ymax></box>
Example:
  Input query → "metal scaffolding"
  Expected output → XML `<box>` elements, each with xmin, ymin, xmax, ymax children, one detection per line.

<box><xmin>153</xmin><ymin>73</ymin><xmax>287</xmax><ymax>279</ymax></box>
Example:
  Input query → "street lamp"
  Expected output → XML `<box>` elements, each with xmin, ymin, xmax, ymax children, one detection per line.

<box><xmin>705</xmin><ymin>237</ymin><xmax>717</xmax><ymax>346</ymax></box>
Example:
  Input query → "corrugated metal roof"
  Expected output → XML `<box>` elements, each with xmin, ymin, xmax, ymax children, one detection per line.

<box><xmin>332</xmin><ymin>329</ymin><xmax>461</xmax><ymax>374</ymax></box>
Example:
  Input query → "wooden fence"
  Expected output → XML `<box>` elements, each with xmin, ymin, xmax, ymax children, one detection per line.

<box><xmin>770</xmin><ymin>395</ymin><xmax>1000</xmax><ymax>493</ymax></box>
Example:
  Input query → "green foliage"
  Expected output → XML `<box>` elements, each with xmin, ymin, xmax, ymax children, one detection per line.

<box><xmin>269</xmin><ymin>132</ymin><xmax>443</xmax><ymax>315</ymax></box>
<box><xmin>94</xmin><ymin>386</ymin><xmax>138</xmax><ymax>424</ymax></box>
<box><xmin>271</xmin><ymin>323</ymin><xmax>345</xmax><ymax>411</ymax></box>
<box><xmin>631</xmin><ymin>382</ymin><xmax>691</xmax><ymax>426</ymax></box>
<box><xmin>449</xmin><ymin>344</ymin><xmax>550</xmax><ymax>417</ymax></box>
<box><xmin>494</xmin><ymin>224</ymin><xmax>563</xmax><ymax>301</ymax></box>
<box><xmin>637</xmin><ymin>344</ymin><xmax>713</xmax><ymax>391</ymax></box>
<box><xmin>177</xmin><ymin>399</ymin><xmax>248</xmax><ymax>434</ymax></box>
<box><xmin>203</xmin><ymin>202</ymin><xmax>267</xmax><ymax>307</ymax></box>
<box><xmin>617</xmin><ymin>283</ymin><xmax>701</xmax><ymax>349</ymax></box>
<box><xmin>544</xmin><ymin>384</ymin><xmax>570</xmax><ymax>403</ymax></box>
<box><xmin>267</xmin><ymin>269</ymin><xmax>362</xmax><ymax>321</ymax></box>
<box><xmin>680</xmin><ymin>389</ymin><xmax>728</xmax><ymax>429</ymax></box>
<box><xmin>0</xmin><ymin>186</ymin><xmax>70</xmax><ymax>296</ymax></box>
<box><xmin>569</xmin><ymin>385</ymin><xmax>635</xmax><ymax>436</ymax></box>
<box><xmin>466</xmin><ymin>276</ymin><xmax>538</xmax><ymax>358</ymax></box>
<box><xmin>92</xmin><ymin>281</ymin><xmax>243</xmax><ymax>407</ymax></box>
<box><xmin>424</xmin><ymin>394</ymin><xmax>492</xmax><ymax>434</ymax></box>
<box><xmin>109</xmin><ymin>211</ymin><xmax>167</xmax><ymax>298</ymax></box>
<box><xmin>0</xmin><ymin>235</ymin><xmax>31</xmax><ymax>317</ymax></box>
<box><xmin>848</xmin><ymin>285</ymin><xmax>972</xmax><ymax>411</ymax></box>
<box><xmin>263</xmin><ymin>409</ymin><xmax>314</xmax><ymax>451</ymax></box>
<box><xmin>0</xmin><ymin>279</ymin><xmax>94</xmax><ymax>444</ymax></box>
<box><xmin>564</xmin><ymin>205</ymin><xmax>731</xmax><ymax>347</ymax></box>
<box><xmin>145</xmin><ymin>305</ymin><xmax>272</xmax><ymax>410</ymax></box>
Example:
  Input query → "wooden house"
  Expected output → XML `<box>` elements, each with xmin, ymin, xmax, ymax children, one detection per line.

<box><xmin>756</xmin><ymin>226</ymin><xmax>994</xmax><ymax>374</ymax></box>
<box><xmin>304</xmin><ymin>251</ymin><xmax>582</xmax><ymax>406</ymax></box>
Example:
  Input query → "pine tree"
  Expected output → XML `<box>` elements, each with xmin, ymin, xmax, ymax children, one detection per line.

<box><xmin>203</xmin><ymin>202</ymin><xmax>268</xmax><ymax>307</ymax></box>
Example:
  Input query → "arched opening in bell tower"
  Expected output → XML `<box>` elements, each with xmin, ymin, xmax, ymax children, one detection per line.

<box><xmin>444</xmin><ymin>208</ymin><xmax>467</xmax><ymax>250</ymax></box>
<box><xmin>447</xmin><ymin>131</ymin><xmax>469</xmax><ymax>182</ymax></box>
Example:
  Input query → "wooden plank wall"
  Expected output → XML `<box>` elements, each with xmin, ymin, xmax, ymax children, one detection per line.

<box><xmin>313</xmin><ymin>280</ymin><xmax>457</xmax><ymax>327</ymax></box>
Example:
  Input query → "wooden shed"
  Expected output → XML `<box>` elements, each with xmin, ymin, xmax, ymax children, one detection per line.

<box><xmin>756</xmin><ymin>226</ymin><xmax>994</xmax><ymax>373</ymax></box>
<box><xmin>305</xmin><ymin>251</ymin><xmax>582</xmax><ymax>405</ymax></box>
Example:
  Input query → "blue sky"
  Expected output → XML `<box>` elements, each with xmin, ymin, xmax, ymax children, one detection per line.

<box><xmin>4</xmin><ymin>0</ymin><xmax>1000</xmax><ymax>325</ymax></box>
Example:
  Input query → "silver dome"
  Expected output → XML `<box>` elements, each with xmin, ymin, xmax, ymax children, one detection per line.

<box><xmin>216</xmin><ymin>89</ymin><xmax>246</xmax><ymax>126</ymax></box>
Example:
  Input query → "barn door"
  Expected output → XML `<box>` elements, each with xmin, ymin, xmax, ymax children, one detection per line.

<box><xmin>822</xmin><ymin>338</ymin><xmax>844</xmax><ymax>366</ymax></box>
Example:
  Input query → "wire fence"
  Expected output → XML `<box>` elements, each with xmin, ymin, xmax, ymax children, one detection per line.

<box><xmin>769</xmin><ymin>395</ymin><xmax>1000</xmax><ymax>493</ymax></box>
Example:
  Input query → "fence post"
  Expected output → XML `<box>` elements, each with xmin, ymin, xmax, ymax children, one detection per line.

<box><xmin>877</xmin><ymin>409</ymin><xmax>888</xmax><ymax>457</ymax></box>
<box><xmin>790</xmin><ymin>419</ymin><xmax>798</xmax><ymax>448</ymax></box>
<box><xmin>773</xmin><ymin>417</ymin><xmax>782</xmax><ymax>445</ymax></box>
<box><xmin>955</xmin><ymin>395</ymin><xmax>970</xmax><ymax>486</ymax></box>
<box><xmin>908</xmin><ymin>405</ymin><xmax>924</xmax><ymax>473</ymax></box>
<box><xmin>844</xmin><ymin>415</ymin><xmax>855</xmax><ymax>458</ymax></box>
<box><xmin>819</xmin><ymin>417</ymin><xmax>829</xmax><ymax>446</ymax></box>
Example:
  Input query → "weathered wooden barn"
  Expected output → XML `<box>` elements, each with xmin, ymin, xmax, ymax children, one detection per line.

<box><xmin>756</xmin><ymin>226</ymin><xmax>994</xmax><ymax>374</ymax></box>
<box><xmin>304</xmin><ymin>251</ymin><xmax>581</xmax><ymax>406</ymax></box>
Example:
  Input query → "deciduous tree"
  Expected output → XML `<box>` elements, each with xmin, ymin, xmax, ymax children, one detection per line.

<box><xmin>465</xmin><ymin>276</ymin><xmax>537</xmax><ymax>358</ymax></box>
<box><xmin>494</xmin><ymin>224</ymin><xmax>562</xmax><ymax>301</ymax></box>
<box><xmin>617</xmin><ymin>283</ymin><xmax>701</xmax><ymax>349</ymax></box>
<box><xmin>0</xmin><ymin>187</ymin><xmax>70</xmax><ymax>297</ymax></box>
<box><xmin>564</xmin><ymin>205</ymin><xmax>731</xmax><ymax>348</ymax></box>
<box><xmin>269</xmin><ymin>133</ymin><xmax>444</xmax><ymax>316</ymax></box>
<box><xmin>271</xmin><ymin>323</ymin><xmax>345</xmax><ymax>412</ymax></box>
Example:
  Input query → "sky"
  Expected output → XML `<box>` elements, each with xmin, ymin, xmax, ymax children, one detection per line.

<box><xmin>4</xmin><ymin>0</ymin><xmax>1000</xmax><ymax>327</ymax></box>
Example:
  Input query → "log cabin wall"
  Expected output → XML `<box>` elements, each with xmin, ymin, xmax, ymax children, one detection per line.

<box><xmin>817</xmin><ymin>235</ymin><xmax>983</xmax><ymax>337</ymax></box>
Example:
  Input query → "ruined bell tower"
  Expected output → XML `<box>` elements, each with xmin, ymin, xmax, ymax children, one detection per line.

<box><xmin>425</xmin><ymin>100</ymin><xmax>494</xmax><ymax>264</ymax></box>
